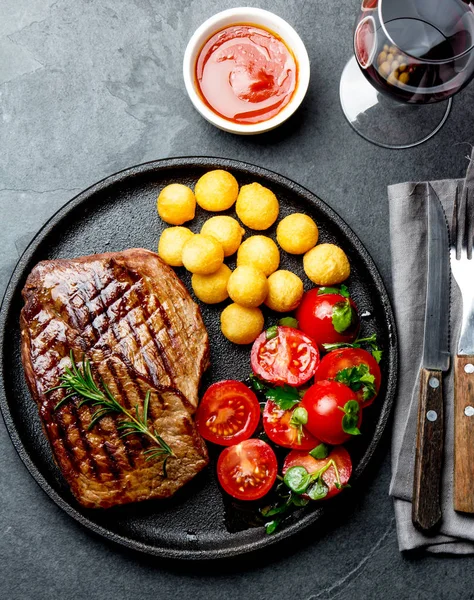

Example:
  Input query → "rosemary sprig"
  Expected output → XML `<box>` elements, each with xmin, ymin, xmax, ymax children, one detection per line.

<box><xmin>49</xmin><ymin>351</ymin><xmax>175</xmax><ymax>477</ymax></box>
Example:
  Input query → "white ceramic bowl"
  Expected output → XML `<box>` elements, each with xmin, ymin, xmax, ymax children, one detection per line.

<box><xmin>183</xmin><ymin>7</ymin><xmax>310</xmax><ymax>135</ymax></box>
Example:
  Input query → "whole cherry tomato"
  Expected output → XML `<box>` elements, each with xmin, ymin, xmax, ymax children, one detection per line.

<box><xmin>263</xmin><ymin>400</ymin><xmax>321</xmax><ymax>450</ymax></box>
<box><xmin>300</xmin><ymin>380</ymin><xmax>362</xmax><ymax>445</ymax></box>
<box><xmin>315</xmin><ymin>348</ymin><xmax>381</xmax><ymax>407</ymax></box>
<box><xmin>283</xmin><ymin>446</ymin><xmax>352</xmax><ymax>500</ymax></box>
<box><xmin>296</xmin><ymin>288</ymin><xmax>360</xmax><ymax>351</ymax></box>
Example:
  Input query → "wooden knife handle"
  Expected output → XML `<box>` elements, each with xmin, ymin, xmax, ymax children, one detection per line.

<box><xmin>412</xmin><ymin>368</ymin><xmax>444</xmax><ymax>532</ymax></box>
<box><xmin>454</xmin><ymin>355</ymin><xmax>474</xmax><ymax>513</ymax></box>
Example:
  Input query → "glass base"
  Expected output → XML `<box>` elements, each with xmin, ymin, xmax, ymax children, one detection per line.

<box><xmin>339</xmin><ymin>56</ymin><xmax>452</xmax><ymax>149</ymax></box>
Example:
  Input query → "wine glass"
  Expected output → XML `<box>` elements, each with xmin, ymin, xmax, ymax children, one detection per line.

<box><xmin>340</xmin><ymin>0</ymin><xmax>474</xmax><ymax>149</ymax></box>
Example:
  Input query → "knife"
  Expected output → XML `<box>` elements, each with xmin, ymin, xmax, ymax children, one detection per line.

<box><xmin>412</xmin><ymin>184</ymin><xmax>450</xmax><ymax>533</ymax></box>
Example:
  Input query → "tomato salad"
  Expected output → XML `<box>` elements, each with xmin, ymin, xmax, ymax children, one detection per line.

<box><xmin>195</xmin><ymin>285</ymin><xmax>383</xmax><ymax>534</ymax></box>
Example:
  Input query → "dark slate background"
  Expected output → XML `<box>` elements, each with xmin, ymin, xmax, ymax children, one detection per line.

<box><xmin>1</xmin><ymin>1</ymin><xmax>474</xmax><ymax>598</ymax></box>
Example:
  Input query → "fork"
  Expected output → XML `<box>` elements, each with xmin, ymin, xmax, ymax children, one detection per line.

<box><xmin>451</xmin><ymin>185</ymin><xmax>474</xmax><ymax>513</ymax></box>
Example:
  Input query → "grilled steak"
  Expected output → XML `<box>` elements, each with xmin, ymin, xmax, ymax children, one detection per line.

<box><xmin>20</xmin><ymin>249</ymin><xmax>210</xmax><ymax>508</ymax></box>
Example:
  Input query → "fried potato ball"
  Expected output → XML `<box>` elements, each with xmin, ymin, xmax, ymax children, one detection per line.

<box><xmin>191</xmin><ymin>264</ymin><xmax>231</xmax><ymax>304</ymax></box>
<box><xmin>158</xmin><ymin>226</ymin><xmax>194</xmax><ymax>267</ymax></box>
<box><xmin>182</xmin><ymin>234</ymin><xmax>224</xmax><ymax>275</ymax></box>
<box><xmin>227</xmin><ymin>265</ymin><xmax>268</xmax><ymax>308</ymax></box>
<box><xmin>200</xmin><ymin>216</ymin><xmax>245</xmax><ymax>257</ymax></box>
<box><xmin>236</xmin><ymin>183</ymin><xmax>279</xmax><ymax>230</ymax></box>
<box><xmin>236</xmin><ymin>235</ymin><xmax>280</xmax><ymax>276</ymax></box>
<box><xmin>157</xmin><ymin>183</ymin><xmax>196</xmax><ymax>225</ymax></box>
<box><xmin>303</xmin><ymin>243</ymin><xmax>351</xmax><ymax>285</ymax></box>
<box><xmin>265</xmin><ymin>270</ymin><xmax>304</xmax><ymax>312</ymax></box>
<box><xmin>221</xmin><ymin>304</ymin><xmax>264</xmax><ymax>345</ymax></box>
<box><xmin>276</xmin><ymin>213</ymin><xmax>319</xmax><ymax>254</ymax></box>
<box><xmin>195</xmin><ymin>170</ymin><xmax>239</xmax><ymax>211</ymax></box>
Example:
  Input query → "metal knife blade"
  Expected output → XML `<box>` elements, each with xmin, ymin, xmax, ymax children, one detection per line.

<box><xmin>422</xmin><ymin>184</ymin><xmax>451</xmax><ymax>372</ymax></box>
<box><xmin>412</xmin><ymin>183</ymin><xmax>450</xmax><ymax>533</ymax></box>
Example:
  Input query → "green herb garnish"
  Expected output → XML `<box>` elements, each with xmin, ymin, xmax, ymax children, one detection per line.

<box><xmin>249</xmin><ymin>374</ymin><xmax>305</xmax><ymax>414</ymax></box>
<box><xmin>371</xmin><ymin>347</ymin><xmax>383</xmax><ymax>364</ymax></box>
<box><xmin>289</xmin><ymin>406</ymin><xmax>308</xmax><ymax>445</ymax></box>
<box><xmin>323</xmin><ymin>333</ymin><xmax>383</xmax><ymax>363</ymax></box>
<box><xmin>278</xmin><ymin>317</ymin><xmax>299</xmax><ymax>329</ymax></box>
<box><xmin>266</xmin><ymin>385</ymin><xmax>301</xmax><ymax>411</ymax></box>
<box><xmin>283</xmin><ymin>466</ymin><xmax>311</xmax><ymax>495</ymax></box>
<box><xmin>266</xmin><ymin>325</ymin><xmax>278</xmax><ymax>340</ymax></box>
<box><xmin>49</xmin><ymin>352</ymin><xmax>175</xmax><ymax>478</ymax></box>
<box><xmin>283</xmin><ymin>457</ymin><xmax>343</xmax><ymax>498</ymax></box>
<box><xmin>339</xmin><ymin>399</ymin><xmax>361</xmax><ymax>436</ymax></box>
<box><xmin>335</xmin><ymin>364</ymin><xmax>376</xmax><ymax>402</ymax></box>
<box><xmin>249</xmin><ymin>374</ymin><xmax>268</xmax><ymax>393</ymax></box>
<box><xmin>264</xmin><ymin>519</ymin><xmax>281</xmax><ymax>535</ymax></box>
<box><xmin>261</xmin><ymin>485</ymin><xmax>310</xmax><ymax>534</ymax></box>
<box><xmin>332</xmin><ymin>299</ymin><xmax>354</xmax><ymax>334</ymax></box>
<box><xmin>307</xmin><ymin>478</ymin><xmax>329</xmax><ymax>500</ymax></box>
<box><xmin>317</xmin><ymin>284</ymin><xmax>350</xmax><ymax>298</ymax></box>
<box><xmin>309</xmin><ymin>443</ymin><xmax>329</xmax><ymax>460</ymax></box>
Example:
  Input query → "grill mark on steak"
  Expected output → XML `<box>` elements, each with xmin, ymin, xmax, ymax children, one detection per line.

<box><xmin>123</xmin><ymin>309</ymin><xmax>159</xmax><ymax>386</ymax></box>
<box><xmin>68</xmin><ymin>400</ymin><xmax>102</xmax><ymax>479</ymax></box>
<box><xmin>99</xmin><ymin>434</ymin><xmax>122</xmax><ymax>481</ymax></box>
<box><xmin>103</xmin><ymin>441</ymin><xmax>123</xmax><ymax>477</ymax></box>
<box><xmin>131</xmin><ymin>369</ymin><xmax>195</xmax><ymax>415</ymax></box>
<box><xmin>85</xmin><ymin>358</ymin><xmax>124</xmax><ymax>481</ymax></box>
<box><xmin>132</xmin><ymin>284</ymin><xmax>177</xmax><ymax>388</ymax></box>
<box><xmin>151</xmin><ymin>299</ymin><xmax>188</xmax><ymax>378</ymax></box>
<box><xmin>30</xmin><ymin>315</ymin><xmax>54</xmax><ymax>340</ymax></box>
<box><xmin>105</xmin><ymin>357</ymin><xmax>149</xmax><ymax>462</ymax></box>
<box><xmin>30</xmin><ymin>317</ymin><xmax>66</xmax><ymax>361</ymax></box>
<box><xmin>55</xmin><ymin>402</ymin><xmax>99</xmax><ymax>479</ymax></box>
<box><xmin>75</xmin><ymin>266</ymin><xmax>120</xmax><ymax>346</ymax></box>
<box><xmin>59</xmin><ymin>289</ymin><xmax>88</xmax><ymax>338</ymax></box>
<box><xmin>103</xmin><ymin>365</ymin><xmax>136</xmax><ymax>468</ymax></box>
<box><xmin>105</xmin><ymin>357</ymin><xmax>142</xmax><ymax>468</ymax></box>
<box><xmin>43</xmin><ymin>397</ymin><xmax>77</xmax><ymax>474</ymax></box>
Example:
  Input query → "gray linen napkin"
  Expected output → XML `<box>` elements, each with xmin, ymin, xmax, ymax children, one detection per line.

<box><xmin>388</xmin><ymin>150</ymin><xmax>474</xmax><ymax>554</ymax></box>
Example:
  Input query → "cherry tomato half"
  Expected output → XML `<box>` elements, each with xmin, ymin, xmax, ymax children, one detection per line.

<box><xmin>196</xmin><ymin>380</ymin><xmax>260</xmax><ymax>446</ymax></box>
<box><xmin>263</xmin><ymin>400</ymin><xmax>321</xmax><ymax>450</ymax></box>
<box><xmin>296</xmin><ymin>289</ymin><xmax>360</xmax><ymax>351</ymax></box>
<box><xmin>217</xmin><ymin>439</ymin><xmax>278</xmax><ymax>501</ymax></box>
<box><xmin>251</xmin><ymin>326</ymin><xmax>320</xmax><ymax>386</ymax></box>
<box><xmin>283</xmin><ymin>446</ymin><xmax>352</xmax><ymax>500</ymax></box>
<box><xmin>300</xmin><ymin>380</ymin><xmax>362</xmax><ymax>445</ymax></box>
<box><xmin>316</xmin><ymin>348</ymin><xmax>382</xmax><ymax>407</ymax></box>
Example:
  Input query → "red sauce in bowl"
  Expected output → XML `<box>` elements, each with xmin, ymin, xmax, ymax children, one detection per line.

<box><xmin>195</xmin><ymin>25</ymin><xmax>298</xmax><ymax>125</ymax></box>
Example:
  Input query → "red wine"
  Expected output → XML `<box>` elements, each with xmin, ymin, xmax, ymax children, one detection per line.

<box><xmin>355</xmin><ymin>0</ymin><xmax>474</xmax><ymax>104</ymax></box>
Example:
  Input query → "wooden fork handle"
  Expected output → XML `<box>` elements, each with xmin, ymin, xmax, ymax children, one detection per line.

<box><xmin>412</xmin><ymin>368</ymin><xmax>444</xmax><ymax>532</ymax></box>
<box><xmin>454</xmin><ymin>355</ymin><xmax>474</xmax><ymax>513</ymax></box>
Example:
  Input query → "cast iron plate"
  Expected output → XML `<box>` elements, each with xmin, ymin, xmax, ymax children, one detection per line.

<box><xmin>0</xmin><ymin>157</ymin><xmax>397</xmax><ymax>560</ymax></box>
